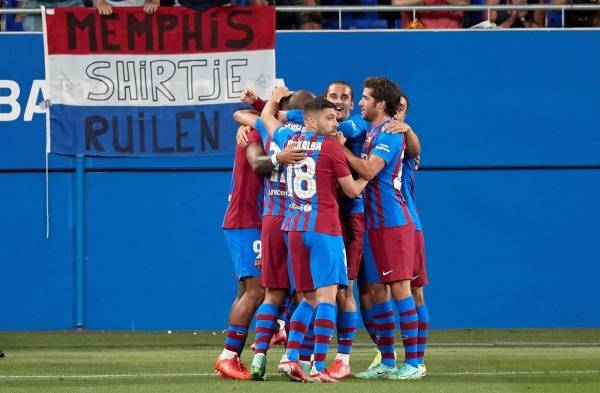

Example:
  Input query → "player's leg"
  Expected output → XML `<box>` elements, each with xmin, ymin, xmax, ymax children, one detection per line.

<box><xmin>250</xmin><ymin>216</ymin><xmax>291</xmax><ymax>380</ymax></box>
<box><xmin>329</xmin><ymin>281</ymin><xmax>356</xmax><ymax>378</ymax></box>
<box><xmin>302</xmin><ymin>232</ymin><xmax>349</xmax><ymax>382</ymax></box>
<box><xmin>359</xmin><ymin>279</ymin><xmax>379</xmax><ymax>346</ymax></box>
<box><xmin>278</xmin><ymin>232</ymin><xmax>313</xmax><ymax>382</ymax></box>
<box><xmin>411</xmin><ymin>286</ymin><xmax>429</xmax><ymax>377</ymax></box>
<box><xmin>298</xmin><ymin>314</ymin><xmax>315</xmax><ymax>375</ymax></box>
<box><xmin>330</xmin><ymin>213</ymin><xmax>363</xmax><ymax>378</ymax></box>
<box><xmin>385</xmin><ymin>225</ymin><xmax>420</xmax><ymax>380</ymax></box>
<box><xmin>411</xmin><ymin>229</ymin><xmax>430</xmax><ymax>377</ymax></box>
<box><xmin>298</xmin><ymin>284</ymin><xmax>338</xmax><ymax>382</ymax></box>
<box><xmin>270</xmin><ymin>294</ymin><xmax>291</xmax><ymax>346</ymax></box>
<box><xmin>355</xmin><ymin>230</ymin><xmax>397</xmax><ymax>379</ymax></box>
<box><xmin>216</xmin><ymin>228</ymin><xmax>264</xmax><ymax>380</ymax></box>
<box><xmin>220</xmin><ymin>276</ymin><xmax>264</xmax><ymax>356</ymax></box>
<box><xmin>251</xmin><ymin>287</ymin><xmax>287</xmax><ymax>380</ymax></box>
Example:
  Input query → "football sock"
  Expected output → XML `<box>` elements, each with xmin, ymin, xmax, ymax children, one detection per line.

<box><xmin>253</xmin><ymin>303</ymin><xmax>278</xmax><ymax>355</ymax></box>
<box><xmin>285</xmin><ymin>301</ymin><xmax>314</xmax><ymax>362</ymax></box>
<box><xmin>416</xmin><ymin>303</ymin><xmax>430</xmax><ymax>365</ymax></box>
<box><xmin>222</xmin><ymin>324</ymin><xmax>248</xmax><ymax>358</ymax></box>
<box><xmin>337</xmin><ymin>310</ymin><xmax>358</xmax><ymax>360</ymax></box>
<box><xmin>396</xmin><ymin>296</ymin><xmax>419</xmax><ymax>368</ymax></box>
<box><xmin>372</xmin><ymin>300</ymin><xmax>396</xmax><ymax>367</ymax></box>
<box><xmin>313</xmin><ymin>303</ymin><xmax>336</xmax><ymax>372</ymax></box>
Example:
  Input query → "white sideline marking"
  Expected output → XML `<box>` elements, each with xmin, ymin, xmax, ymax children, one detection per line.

<box><xmin>1</xmin><ymin>370</ymin><xmax>599</xmax><ymax>379</ymax></box>
<box><xmin>435</xmin><ymin>370</ymin><xmax>600</xmax><ymax>376</ymax></box>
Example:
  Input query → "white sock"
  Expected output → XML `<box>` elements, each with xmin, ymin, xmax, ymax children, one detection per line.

<box><xmin>335</xmin><ymin>353</ymin><xmax>350</xmax><ymax>365</ymax></box>
<box><xmin>220</xmin><ymin>348</ymin><xmax>237</xmax><ymax>360</ymax></box>
<box><xmin>277</xmin><ymin>319</ymin><xmax>286</xmax><ymax>330</ymax></box>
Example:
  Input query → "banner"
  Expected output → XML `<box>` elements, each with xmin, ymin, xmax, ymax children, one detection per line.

<box><xmin>43</xmin><ymin>6</ymin><xmax>275</xmax><ymax>157</ymax></box>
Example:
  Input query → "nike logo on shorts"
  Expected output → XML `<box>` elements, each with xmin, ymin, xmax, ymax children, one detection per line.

<box><xmin>382</xmin><ymin>270</ymin><xmax>393</xmax><ymax>276</ymax></box>
<box><xmin>411</xmin><ymin>274</ymin><xmax>421</xmax><ymax>281</ymax></box>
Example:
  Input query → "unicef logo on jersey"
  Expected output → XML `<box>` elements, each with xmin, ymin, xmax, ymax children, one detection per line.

<box><xmin>303</xmin><ymin>204</ymin><xmax>312</xmax><ymax>212</ymax></box>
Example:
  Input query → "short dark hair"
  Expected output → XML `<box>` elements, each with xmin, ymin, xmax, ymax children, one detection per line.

<box><xmin>283</xmin><ymin>90</ymin><xmax>316</xmax><ymax>110</ymax></box>
<box><xmin>303</xmin><ymin>97</ymin><xmax>337</xmax><ymax>114</ymax></box>
<box><xmin>323</xmin><ymin>80</ymin><xmax>353</xmax><ymax>100</ymax></box>
<box><xmin>363</xmin><ymin>77</ymin><xmax>401</xmax><ymax>117</ymax></box>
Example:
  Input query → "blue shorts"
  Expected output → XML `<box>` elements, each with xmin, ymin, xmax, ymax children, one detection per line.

<box><xmin>286</xmin><ymin>231</ymin><xmax>348</xmax><ymax>292</ymax></box>
<box><xmin>223</xmin><ymin>228</ymin><xmax>261</xmax><ymax>280</ymax></box>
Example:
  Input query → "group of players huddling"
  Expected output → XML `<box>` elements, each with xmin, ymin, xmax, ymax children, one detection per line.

<box><xmin>217</xmin><ymin>77</ymin><xmax>429</xmax><ymax>383</ymax></box>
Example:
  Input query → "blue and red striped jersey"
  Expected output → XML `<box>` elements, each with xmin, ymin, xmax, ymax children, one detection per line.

<box><xmin>337</xmin><ymin>113</ymin><xmax>369</xmax><ymax>215</ymax></box>
<box><xmin>361</xmin><ymin>121</ymin><xmax>412</xmax><ymax>229</ymax></box>
<box><xmin>255</xmin><ymin>119</ymin><xmax>304</xmax><ymax>216</ymax></box>
<box><xmin>272</xmin><ymin>128</ymin><xmax>351</xmax><ymax>235</ymax></box>
<box><xmin>401</xmin><ymin>156</ymin><xmax>422</xmax><ymax>231</ymax></box>
<box><xmin>222</xmin><ymin>129</ymin><xmax>264</xmax><ymax>229</ymax></box>
<box><xmin>287</xmin><ymin>110</ymin><xmax>369</xmax><ymax>215</ymax></box>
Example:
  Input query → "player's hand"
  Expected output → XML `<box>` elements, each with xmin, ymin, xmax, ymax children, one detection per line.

<box><xmin>276</xmin><ymin>110</ymin><xmax>288</xmax><ymax>122</ymax></box>
<box><xmin>382</xmin><ymin>120</ymin><xmax>412</xmax><ymax>134</ymax></box>
<box><xmin>143</xmin><ymin>0</ymin><xmax>160</xmax><ymax>15</ymax></box>
<box><xmin>331</xmin><ymin>131</ymin><xmax>346</xmax><ymax>146</ymax></box>
<box><xmin>276</xmin><ymin>149</ymin><xmax>306</xmax><ymax>165</ymax></box>
<box><xmin>96</xmin><ymin>1</ymin><xmax>113</xmax><ymax>15</ymax></box>
<box><xmin>236</xmin><ymin>125</ymin><xmax>251</xmax><ymax>148</ymax></box>
<box><xmin>271</xmin><ymin>86</ymin><xmax>291</xmax><ymax>103</ymax></box>
<box><xmin>241</xmin><ymin>89</ymin><xmax>259</xmax><ymax>105</ymax></box>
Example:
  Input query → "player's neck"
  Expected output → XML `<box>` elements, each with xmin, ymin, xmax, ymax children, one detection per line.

<box><xmin>371</xmin><ymin>113</ymin><xmax>391</xmax><ymax>128</ymax></box>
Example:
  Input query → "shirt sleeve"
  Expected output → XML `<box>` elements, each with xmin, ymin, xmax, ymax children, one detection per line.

<box><xmin>286</xmin><ymin>110</ymin><xmax>304</xmax><ymax>125</ymax></box>
<box><xmin>251</xmin><ymin>98</ymin><xmax>265</xmax><ymax>112</ymax></box>
<box><xmin>371</xmin><ymin>132</ymin><xmax>403</xmax><ymax>164</ymax></box>
<box><xmin>247</xmin><ymin>128</ymin><xmax>262</xmax><ymax>146</ymax></box>
<box><xmin>272</xmin><ymin>127</ymin><xmax>290</xmax><ymax>150</ymax></box>
<box><xmin>338</xmin><ymin>119</ymin><xmax>364</xmax><ymax>139</ymax></box>
<box><xmin>254</xmin><ymin>118</ymin><xmax>269</xmax><ymax>143</ymax></box>
<box><xmin>327</xmin><ymin>139</ymin><xmax>352</xmax><ymax>179</ymax></box>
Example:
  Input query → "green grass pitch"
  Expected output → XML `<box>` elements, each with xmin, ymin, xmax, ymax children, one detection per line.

<box><xmin>1</xmin><ymin>329</ymin><xmax>599</xmax><ymax>393</ymax></box>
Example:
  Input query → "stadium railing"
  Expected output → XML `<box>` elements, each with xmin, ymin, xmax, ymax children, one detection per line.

<box><xmin>1</xmin><ymin>5</ymin><xmax>600</xmax><ymax>29</ymax></box>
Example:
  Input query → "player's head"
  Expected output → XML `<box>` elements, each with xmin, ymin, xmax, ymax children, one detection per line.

<box><xmin>281</xmin><ymin>90</ymin><xmax>316</xmax><ymax>111</ymax></box>
<box><xmin>323</xmin><ymin>81</ymin><xmax>353</xmax><ymax>122</ymax></box>
<box><xmin>303</xmin><ymin>98</ymin><xmax>338</xmax><ymax>136</ymax></box>
<box><xmin>394</xmin><ymin>93</ymin><xmax>410</xmax><ymax>123</ymax></box>
<box><xmin>359</xmin><ymin>77</ymin><xmax>401</xmax><ymax>122</ymax></box>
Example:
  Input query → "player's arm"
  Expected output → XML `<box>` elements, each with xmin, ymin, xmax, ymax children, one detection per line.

<box><xmin>404</xmin><ymin>128</ymin><xmax>420</xmax><ymax>158</ymax></box>
<box><xmin>382</xmin><ymin>121</ymin><xmax>420</xmax><ymax>158</ymax></box>
<box><xmin>247</xmin><ymin>143</ymin><xmax>306</xmax><ymax>174</ymax></box>
<box><xmin>261</xmin><ymin>87</ymin><xmax>291</xmax><ymax>136</ymax></box>
<box><xmin>246</xmin><ymin>142</ymin><xmax>273</xmax><ymax>174</ymax></box>
<box><xmin>343</xmin><ymin>147</ymin><xmax>386</xmax><ymax>181</ymax></box>
<box><xmin>329</xmin><ymin>137</ymin><xmax>369</xmax><ymax>197</ymax></box>
<box><xmin>233</xmin><ymin>109</ymin><xmax>259</xmax><ymax>128</ymax></box>
<box><xmin>241</xmin><ymin>89</ymin><xmax>266</xmax><ymax>112</ymax></box>
<box><xmin>337</xmin><ymin>175</ymin><xmax>369</xmax><ymax>198</ymax></box>
<box><xmin>233</xmin><ymin>110</ymin><xmax>260</xmax><ymax>147</ymax></box>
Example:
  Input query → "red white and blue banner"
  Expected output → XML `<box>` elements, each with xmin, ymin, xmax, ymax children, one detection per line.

<box><xmin>43</xmin><ymin>6</ymin><xmax>275</xmax><ymax>156</ymax></box>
